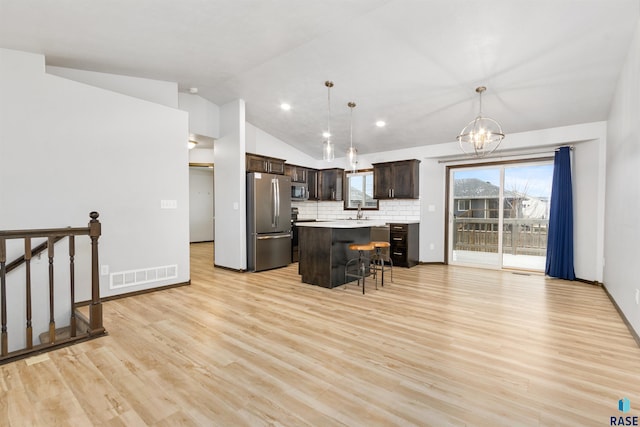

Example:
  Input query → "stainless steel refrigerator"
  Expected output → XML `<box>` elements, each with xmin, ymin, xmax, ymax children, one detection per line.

<box><xmin>247</xmin><ymin>172</ymin><xmax>292</xmax><ymax>271</ymax></box>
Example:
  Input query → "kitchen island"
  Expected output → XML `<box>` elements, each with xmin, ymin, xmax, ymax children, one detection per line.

<box><xmin>296</xmin><ymin>220</ymin><xmax>387</xmax><ymax>288</ymax></box>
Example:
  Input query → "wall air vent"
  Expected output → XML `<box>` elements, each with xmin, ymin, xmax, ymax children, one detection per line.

<box><xmin>109</xmin><ymin>265</ymin><xmax>178</xmax><ymax>290</ymax></box>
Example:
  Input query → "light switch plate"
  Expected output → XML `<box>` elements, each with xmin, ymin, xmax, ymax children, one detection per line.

<box><xmin>161</xmin><ymin>200</ymin><xmax>177</xmax><ymax>209</ymax></box>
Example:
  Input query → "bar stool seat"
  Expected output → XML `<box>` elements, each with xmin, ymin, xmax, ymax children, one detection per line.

<box><xmin>370</xmin><ymin>241</ymin><xmax>393</xmax><ymax>286</ymax></box>
<box><xmin>345</xmin><ymin>242</ymin><xmax>375</xmax><ymax>294</ymax></box>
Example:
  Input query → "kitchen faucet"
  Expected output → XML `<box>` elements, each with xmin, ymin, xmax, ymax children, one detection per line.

<box><xmin>356</xmin><ymin>202</ymin><xmax>363</xmax><ymax>220</ymax></box>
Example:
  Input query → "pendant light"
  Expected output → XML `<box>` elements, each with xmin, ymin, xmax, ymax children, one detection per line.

<box><xmin>457</xmin><ymin>86</ymin><xmax>505</xmax><ymax>157</ymax></box>
<box><xmin>322</xmin><ymin>81</ymin><xmax>335</xmax><ymax>162</ymax></box>
<box><xmin>346</xmin><ymin>101</ymin><xmax>357</xmax><ymax>171</ymax></box>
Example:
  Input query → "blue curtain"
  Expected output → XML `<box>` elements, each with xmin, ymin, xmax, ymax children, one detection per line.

<box><xmin>545</xmin><ymin>146</ymin><xmax>575</xmax><ymax>280</ymax></box>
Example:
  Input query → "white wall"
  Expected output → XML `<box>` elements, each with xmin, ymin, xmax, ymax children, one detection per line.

<box><xmin>605</xmin><ymin>17</ymin><xmax>640</xmax><ymax>337</ymax></box>
<box><xmin>245</xmin><ymin>122</ymin><xmax>318</xmax><ymax>167</ymax></box>
<box><xmin>189</xmin><ymin>147</ymin><xmax>215</xmax><ymax>164</ymax></box>
<box><xmin>572</xmin><ymin>136</ymin><xmax>607</xmax><ymax>282</ymax></box>
<box><xmin>47</xmin><ymin>65</ymin><xmax>179</xmax><ymax>108</ymax></box>
<box><xmin>214</xmin><ymin>99</ymin><xmax>246</xmax><ymax>269</ymax></box>
<box><xmin>0</xmin><ymin>48</ymin><xmax>190</xmax><ymax>349</ymax></box>
<box><xmin>189</xmin><ymin>167</ymin><xmax>215</xmax><ymax>242</ymax></box>
<box><xmin>178</xmin><ymin>93</ymin><xmax>220</xmax><ymax>139</ymax></box>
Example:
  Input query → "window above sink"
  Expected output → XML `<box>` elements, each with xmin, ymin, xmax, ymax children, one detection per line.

<box><xmin>344</xmin><ymin>169</ymin><xmax>379</xmax><ymax>211</ymax></box>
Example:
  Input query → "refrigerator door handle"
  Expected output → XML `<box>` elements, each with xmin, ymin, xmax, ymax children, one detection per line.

<box><xmin>276</xmin><ymin>178</ymin><xmax>280</xmax><ymax>227</ymax></box>
<box><xmin>256</xmin><ymin>234</ymin><xmax>290</xmax><ymax>240</ymax></box>
<box><xmin>271</xmin><ymin>178</ymin><xmax>277</xmax><ymax>228</ymax></box>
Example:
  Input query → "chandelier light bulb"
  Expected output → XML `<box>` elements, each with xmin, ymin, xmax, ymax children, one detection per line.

<box><xmin>347</xmin><ymin>146</ymin><xmax>357</xmax><ymax>171</ymax></box>
<box><xmin>323</xmin><ymin>139</ymin><xmax>335</xmax><ymax>161</ymax></box>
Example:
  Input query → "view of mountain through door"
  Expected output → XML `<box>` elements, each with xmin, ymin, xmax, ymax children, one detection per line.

<box><xmin>448</xmin><ymin>161</ymin><xmax>553</xmax><ymax>271</ymax></box>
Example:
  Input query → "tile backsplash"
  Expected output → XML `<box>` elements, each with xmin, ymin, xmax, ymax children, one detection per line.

<box><xmin>292</xmin><ymin>199</ymin><xmax>420</xmax><ymax>221</ymax></box>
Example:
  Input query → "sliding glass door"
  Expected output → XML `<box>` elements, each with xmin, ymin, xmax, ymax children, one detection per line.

<box><xmin>502</xmin><ymin>163</ymin><xmax>553</xmax><ymax>270</ymax></box>
<box><xmin>448</xmin><ymin>161</ymin><xmax>553</xmax><ymax>271</ymax></box>
<box><xmin>449</xmin><ymin>167</ymin><xmax>503</xmax><ymax>268</ymax></box>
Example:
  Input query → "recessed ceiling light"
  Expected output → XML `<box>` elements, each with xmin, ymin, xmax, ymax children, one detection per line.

<box><xmin>376</xmin><ymin>120</ymin><xmax>386</xmax><ymax>127</ymax></box>
<box><xmin>189</xmin><ymin>87</ymin><xmax>198</xmax><ymax>94</ymax></box>
<box><xmin>322</xmin><ymin>131</ymin><xmax>331</xmax><ymax>138</ymax></box>
<box><xmin>280</xmin><ymin>103</ymin><xmax>291</xmax><ymax>111</ymax></box>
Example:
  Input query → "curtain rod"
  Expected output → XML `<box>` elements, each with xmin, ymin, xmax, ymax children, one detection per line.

<box><xmin>436</xmin><ymin>145</ymin><xmax>574</xmax><ymax>164</ymax></box>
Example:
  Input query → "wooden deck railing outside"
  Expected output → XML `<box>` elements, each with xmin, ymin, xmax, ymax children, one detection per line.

<box><xmin>0</xmin><ymin>212</ymin><xmax>105</xmax><ymax>364</ymax></box>
<box><xmin>454</xmin><ymin>217</ymin><xmax>548</xmax><ymax>256</ymax></box>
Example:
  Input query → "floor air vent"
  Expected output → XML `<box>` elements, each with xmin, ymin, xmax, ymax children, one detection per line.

<box><xmin>109</xmin><ymin>265</ymin><xmax>178</xmax><ymax>290</ymax></box>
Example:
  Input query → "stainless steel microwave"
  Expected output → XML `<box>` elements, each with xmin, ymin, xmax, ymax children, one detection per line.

<box><xmin>291</xmin><ymin>182</ymin><xmax>308</xmax><ymax>201</ymax></box>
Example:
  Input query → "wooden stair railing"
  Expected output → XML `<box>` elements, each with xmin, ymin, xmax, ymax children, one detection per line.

<box><xmin>0</xmin><ymin>211</ymin><xmax>106</xmax><ymax>364</ymax></box>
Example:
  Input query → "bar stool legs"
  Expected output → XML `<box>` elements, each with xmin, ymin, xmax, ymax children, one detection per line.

<box><xmin>370</xmin><ymin>241</ymin><xmax>393</xmax><ymax>286</ymax></box>
<box><xmin>345</xmin><ymin>242</ymin><xmax>375</xmax><ymax>294</ymax></box>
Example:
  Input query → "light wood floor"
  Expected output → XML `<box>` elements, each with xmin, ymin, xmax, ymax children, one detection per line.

<box><xmin>1</xmin><ymin>242</ymin><xmax>640</xmax><ymax>426</ymax></box>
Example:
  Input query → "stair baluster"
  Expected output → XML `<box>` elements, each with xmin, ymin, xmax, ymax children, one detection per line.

<box><xmin>25</xmin><ymin>237</ymin><xmax>33</xmax><ymax>349</ymax></box>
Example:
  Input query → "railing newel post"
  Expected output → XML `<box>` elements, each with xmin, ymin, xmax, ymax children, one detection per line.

<box><xmin>88</xmin><ymin>212</ymin><xmax>104</xmax><ymax>335</ymax></box>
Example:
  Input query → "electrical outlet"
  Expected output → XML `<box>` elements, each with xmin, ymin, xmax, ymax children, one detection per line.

<box><xmin>101</xmin><ymin>265</ymin><xmax>109</xmax><ymax>276</ymax></box>
<box><xmin>635</xmin><ymin>289</ymin><xmax>639</xmax><ymax>305</ymax></box>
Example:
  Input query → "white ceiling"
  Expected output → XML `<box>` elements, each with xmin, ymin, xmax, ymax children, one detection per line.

<box><xmin>1</xmin><ymin>1</ymin><xmax>638</xmax><ymax>158</ymax></box>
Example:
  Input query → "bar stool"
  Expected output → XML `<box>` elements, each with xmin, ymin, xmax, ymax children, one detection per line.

<box><xmin>370</xmin><ymin>241</ymin><xmax>393</xmax><ymax>286</ymax></box>
<box><xmin>345</xmin><ymin>242</ymin><xmax>375</xmax><ymax>294</ymax></box>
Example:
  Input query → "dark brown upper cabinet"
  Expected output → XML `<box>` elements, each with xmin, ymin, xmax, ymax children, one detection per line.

<box><xmin>318</xmin><ymin>168</ymin><xmax>344</xmax><ymax>201</ymax></box>
<box><xmin>284</xmin><ymin>164</ymin><xmax>308</xmax><ymax>183</ymax></box>
<box><xmin>246</xmin><ymin>153</ymin><xmax>286</xmax><ymax>175</ymax></box>
<box><xmin>306</xmin><ymin>169</ymin><xmax>318</xmax><ymax>200</ymax></box>
<box><xmin>372</xmin><ymin>159</ymin><xmax>420</xmax><ymax>199</ymax></box>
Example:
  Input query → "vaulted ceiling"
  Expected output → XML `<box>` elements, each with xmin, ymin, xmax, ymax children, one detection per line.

<box><xmin>1</xmin><ymin>1</ymin><xmax>638</xmax><ymax>158</ymax></box>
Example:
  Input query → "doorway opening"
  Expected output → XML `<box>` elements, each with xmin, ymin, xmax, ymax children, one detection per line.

<box><xmin>189</xmin><ymin>164</ymin><xmax>215</xmax><ymax>243</ymax></box>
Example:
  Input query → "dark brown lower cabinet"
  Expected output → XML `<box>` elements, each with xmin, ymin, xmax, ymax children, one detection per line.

<box><xmin>298</xmin><ymin>226</ymin><xmax>370</xmax><ymax>288</ymax></box>
<box><xmin>389</xmin><ymin>223</ymin><xmax>419</xmax><ymax>268</ymax></box>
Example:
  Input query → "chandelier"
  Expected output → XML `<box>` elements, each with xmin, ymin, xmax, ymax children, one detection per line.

<box><xmin>322</xmin><ymin>81</ymin><xmax>335</xmax><ymax>161</ymax></box>
<box><xmin>457</xmin><ymin>86</ymin><xmax>505</xmax><ymax>157</ymax></box>
<box><xmin>346</xmin><ymin>101</ymin><xmax>357</xmax><ymax>171</ymax></box>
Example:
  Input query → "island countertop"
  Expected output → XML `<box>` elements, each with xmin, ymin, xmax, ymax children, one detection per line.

<box><xmin>295</xmin><ymin>219</ymin><xmax>388</xmax><ymax>228</ymax></box>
